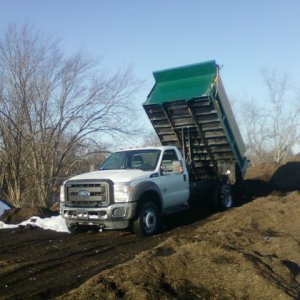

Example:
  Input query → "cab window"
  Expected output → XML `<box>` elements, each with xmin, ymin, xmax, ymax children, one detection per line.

<box><xmin>161</xmin><ymin>150</ymin><xmax>178</xmax><ymax>175</ymax></box>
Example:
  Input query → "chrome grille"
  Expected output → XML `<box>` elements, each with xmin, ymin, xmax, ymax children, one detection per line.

<box><xmin>66</xmin><ymin>182</ymin><xmax>109</xmax><ymax>207</ymax></box>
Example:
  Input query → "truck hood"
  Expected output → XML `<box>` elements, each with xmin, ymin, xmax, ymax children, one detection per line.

<box><xmin>66</xmin><ymin>169</ymin><xmax>155</xmax><ymax>183</ymax></box>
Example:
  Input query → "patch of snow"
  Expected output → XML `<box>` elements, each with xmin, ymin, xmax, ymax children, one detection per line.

<box><xmin>0</xmin><ymin>201</ymin><xmax>10</xmax><ymax>216</ymax></box>
<box><xmin>0</xmin><ymin>215</ymin><xmax>70</xmax><ymax>233</ymax></box>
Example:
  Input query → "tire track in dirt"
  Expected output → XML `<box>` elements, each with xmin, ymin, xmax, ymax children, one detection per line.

<box><xmin>1</xmin><ymin>237</ymin><xmax>149</xmax><ymax>283</ymax></box>
<box><xmin>0</xmin><ymin>228</ymin><xmax>170</xmax><ymax>299</ymax></box>
<box><xmin>0</xmin><ymin>204</ymin><xmax>216</xmax><ymax>299</ymax></box>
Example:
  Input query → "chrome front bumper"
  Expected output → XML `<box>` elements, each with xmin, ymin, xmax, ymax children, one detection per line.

<box><xmin>60</xmin><ymin>202</ymin><xmax>137</xmax><ymax>230</ymax></box>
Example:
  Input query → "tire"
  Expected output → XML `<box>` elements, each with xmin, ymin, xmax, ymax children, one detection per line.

<box><xmin>133</xmin><ymin>201</ymin><xmax>161</xmax><ymax>237</ymax></box>
<box><xmin>214</xmin><ymin>183</ymin><xmax>233</xmax><ymax>211</ymax></box>
<box><xmin>220</xmin><ymin>184</ymin><xmax>233</xmax><ymax>210</ymax></box>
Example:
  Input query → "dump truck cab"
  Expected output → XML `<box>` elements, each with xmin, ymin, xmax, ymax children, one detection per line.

<box><xmin>60</xmin><ymin>146</ymin><xmax>190</xmax><ymax>236</ymax></box>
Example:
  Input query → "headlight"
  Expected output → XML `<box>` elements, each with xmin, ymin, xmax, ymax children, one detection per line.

<box><xmin>60</xmin><ymin>185</ymin><xmax>65</xmax><ymax>203</ymax></box>
<box><xmin>114</xmin><ymin>183</ymin><xmax>134</xmax><ymax>202</ymax></box>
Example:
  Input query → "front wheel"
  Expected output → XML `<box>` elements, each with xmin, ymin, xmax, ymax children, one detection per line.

<box><xmin>133</xmin><ymin>201</ymin><xmax>161</xmax><ymax>237</ymax></box>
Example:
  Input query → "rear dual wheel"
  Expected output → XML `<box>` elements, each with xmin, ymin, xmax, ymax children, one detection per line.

<box><xmin>214</xmin><ymin>183</ymin><xmax>233</xmax><ymax>211</ymax></box>
<box><xmin>220</xmin><ymin>184</ymin><xmax>233</xmax><ymax>209</ymax></box>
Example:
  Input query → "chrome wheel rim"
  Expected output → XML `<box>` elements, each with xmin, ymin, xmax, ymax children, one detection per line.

<box><xmin>222</xmin><ymin>194</ymin><xmax>232</xmax><ymax>208</ymax></box>
<box><xmin>142</xmin><ymin>207</ymin><xmax>157</xmax><ymax>232</ymax></box>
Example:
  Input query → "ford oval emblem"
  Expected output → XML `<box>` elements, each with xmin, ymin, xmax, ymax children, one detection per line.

<box><xmin>78</xmin><ymin>190</ymin><xmax>91</xmax><ymax>198</ymax></box>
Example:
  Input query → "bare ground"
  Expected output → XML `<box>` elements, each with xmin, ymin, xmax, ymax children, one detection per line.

<box><xmin>0</xmin><ymin>162</ymin><xmax>300</xmax><ymax>299</ymax></box>
<box><xmin>0</xmin><ymin>204</ymin><xmax>215</xmax><ymax>299</ymax></box>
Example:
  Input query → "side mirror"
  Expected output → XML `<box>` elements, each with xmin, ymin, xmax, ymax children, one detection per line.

<box><xmin>172</xmin><ymin>160</ymin><xmax>184</xmax><ymax>174</ymax></box>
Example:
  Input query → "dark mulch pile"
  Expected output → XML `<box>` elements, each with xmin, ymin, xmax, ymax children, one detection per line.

<box><xmin>271</xmin><ymin>161</ymin><xmax>300</xmax><ymax>192</ymax></box>
<box><xmin>244</xmin><ymin>161</ymin><xmax>300</xmax><ymax>199</ymax></box>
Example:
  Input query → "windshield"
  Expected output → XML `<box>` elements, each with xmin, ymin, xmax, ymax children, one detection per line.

<box><xmin>100</xmin><ymin>149</ymin><xmax>161</xmax><ymax>171</ymax></box>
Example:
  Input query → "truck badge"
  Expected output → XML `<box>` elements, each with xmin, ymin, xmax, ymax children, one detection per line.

<box><xmin>78</xmin><ymin>190</ymin><xmax>91</xmax><ymax>198</ymax></box>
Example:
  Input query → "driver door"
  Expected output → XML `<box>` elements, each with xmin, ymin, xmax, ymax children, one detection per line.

<box><xmin>158</xmin><ymin>149</ymin><xmax>189</xmax><ymax>209</ymax></box>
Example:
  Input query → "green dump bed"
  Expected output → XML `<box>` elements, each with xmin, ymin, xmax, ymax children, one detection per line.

<box><xmin>143</xmin><ymin>60</ymin><xmax>248</xmax><ymax>180</ymax></box>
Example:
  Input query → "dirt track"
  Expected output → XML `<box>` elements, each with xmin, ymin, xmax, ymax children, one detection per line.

<box><xmin>0</xmin><ymin>206</ymin><xmax>214</xmax><ymax>299</ymax></box>
<box><xmin>0</xmin><ymin>227</ymin><xmax>163</xmax><ymax>299</ymax></box>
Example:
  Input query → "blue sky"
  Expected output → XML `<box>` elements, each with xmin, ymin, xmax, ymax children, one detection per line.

<box><xmin>0</xmin><ymin>0</ymin><xmax>299</xmax><ymax>120</ymax></box>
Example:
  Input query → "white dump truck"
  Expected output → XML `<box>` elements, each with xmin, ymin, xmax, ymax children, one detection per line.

<box><xmin>60</xmin><ymin>60</ymin><xmax>248</xmax><ymax>236</ymax></box>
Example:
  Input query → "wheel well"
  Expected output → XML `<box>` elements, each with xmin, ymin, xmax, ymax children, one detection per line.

<box><xmin>137</xmin><ymin>190</ymin><xmax>161</xmax><ymax>211</ymax></box>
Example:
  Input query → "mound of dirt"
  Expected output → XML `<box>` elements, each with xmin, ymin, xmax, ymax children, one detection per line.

<box><xmin>245</xmin><ymin>162</ymin><xmax>278</xmax><ymax>182</ymax></box>
<box><xmin>0</xmin><ymin>206</ymin><xmax>58</xmax><ymax>224</ymax></box>
<box><xmin>58</xmin><ymin>192</ymin><xmax>300</xmax><ymax>300</ymax></box>
<box><xmin>271</xmin><ymin>162</ymin><xmax>300</xmax><ymax>192</ymax></box>
<box><xmin>243</xmin><ymin>160</ymin><xmax>300</xmax><ymax>199</ymax></box>
<box><xmin>243</xmin><ymin>179</ymin><xmax>274</xmax><ymax>198</ymax></box>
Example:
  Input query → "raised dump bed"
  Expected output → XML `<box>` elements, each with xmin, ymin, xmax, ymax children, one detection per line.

<box><xmin>143</xmin><ymin>60</ymin><xmax>248</xmax><ymax>182</ymax></box>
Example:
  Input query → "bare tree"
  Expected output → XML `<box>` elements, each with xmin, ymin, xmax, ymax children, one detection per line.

<box><xmin>242</xmin><ymin>100</ymin><xmax>269</xmax><ymax>165</ymax></box>
<box><xmin>261</xmin><ymin>69</ymin><xmax>300</xmax><ymax>164</ymax></box>
<box><xmin>0</xmin><ymin>24</ymin><xmax>141</xmax><ymax>207</ymax></box>
<box><xmin>141</xmin><ymin>130</ymin><xmax>162</xmax><ymax>147</ymax></box>
<box><xmin>242</xmin><ymin>69</ymin><xmax>300</xmax><ymax>165</ymax></box>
